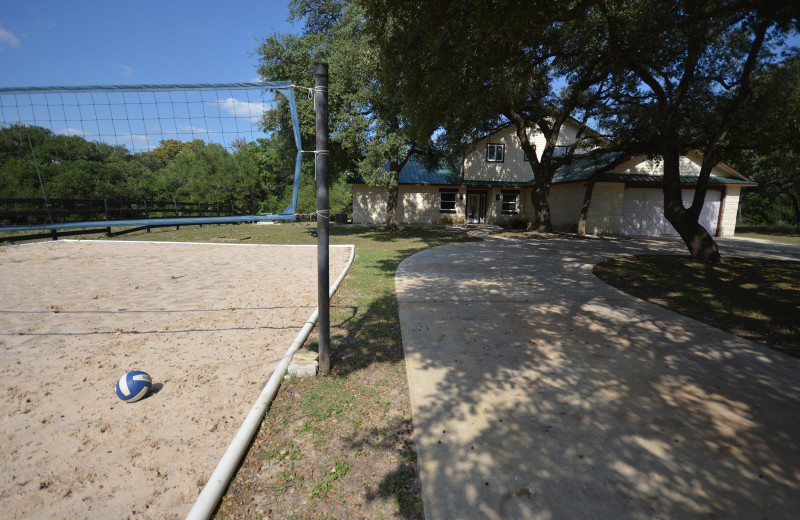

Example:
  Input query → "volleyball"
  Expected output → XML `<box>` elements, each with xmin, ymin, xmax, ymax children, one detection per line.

<box><xmin>115</xmin><ymin>371</ymin><xmax>152</xmax><ymax>403</ymax></box>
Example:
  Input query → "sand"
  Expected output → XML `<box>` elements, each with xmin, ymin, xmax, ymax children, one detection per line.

<box><xmin>0</xmin><ymin>240</ymin><xmax>352</xmax><ymax>519</ymax></box>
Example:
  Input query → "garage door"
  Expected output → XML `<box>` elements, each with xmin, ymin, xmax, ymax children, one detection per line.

<box><xmin>620</xmin><ymin>188</ymin><xmax>720</xmax><ymax>237</ymax></box>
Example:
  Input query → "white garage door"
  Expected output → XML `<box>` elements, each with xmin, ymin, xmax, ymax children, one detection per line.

<box><xmin>620</xmin><ymin>188</ymin><xmax>720</xmax><ymax>237</ymax></box>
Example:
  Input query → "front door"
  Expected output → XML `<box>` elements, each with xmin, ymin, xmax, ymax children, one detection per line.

<box><xmin>466</xmin><ymin>192</ymin><xmax>485</xmax><ymax>224</ymax></box>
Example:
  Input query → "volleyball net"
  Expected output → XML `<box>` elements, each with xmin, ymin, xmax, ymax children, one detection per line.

<box><xmin>0</xmin><ymin>81</ymin><xmax>304</xmax><ymax>233</ymax></box>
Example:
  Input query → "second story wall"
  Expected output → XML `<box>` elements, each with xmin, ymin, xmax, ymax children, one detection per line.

<box><xmin>462</xmin><ymin>121</ymin><xmax>584</xmax><ymax>183</ymax></box>
<box><xmin>607</xmin><ymin>151</ymin><xmax>735</xmax><ymax>178</ymax></box>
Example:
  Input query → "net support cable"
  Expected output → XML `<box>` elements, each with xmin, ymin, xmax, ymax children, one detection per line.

<box><xmin>0</xmin><ymin>82</ymin><xmax>304</xmax><ymax>232</ymax></box>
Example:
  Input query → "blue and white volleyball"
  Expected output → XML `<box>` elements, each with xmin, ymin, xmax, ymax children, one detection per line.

<box><xmin>115</xmin><ymin>371</ymin><xmax>152</xmax><ymax>403</ymax></box>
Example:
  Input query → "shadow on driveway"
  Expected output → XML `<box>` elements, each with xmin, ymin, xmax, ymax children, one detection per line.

<box><xmin>397</xmin><ymin>236</ymin><xmax>800</xmax><ymax>519</ymax></box>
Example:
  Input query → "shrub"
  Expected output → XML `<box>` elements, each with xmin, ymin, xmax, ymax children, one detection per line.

<box><xmin>440</xmin><ymin>214</ymin><xmax>466</xmax><ymax>225</ymax></box>
<box><xmin>506</xmin><ymin>217</ymin><xmax>530</xmax><ymax>230</ymax></box>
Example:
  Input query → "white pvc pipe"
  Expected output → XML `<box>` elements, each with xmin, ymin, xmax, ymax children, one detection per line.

<box><xmin>185</xmin><ymin>244</ymin><xmax>356</xmax><ymax>520</ymax></box>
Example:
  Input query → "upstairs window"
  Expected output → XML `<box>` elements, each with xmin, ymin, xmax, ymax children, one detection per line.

<box><xmin>487</xmin><ymin>143</ymin><xmax>505</xmax><ymax>162</ymax></box>
<box><xmin>501</xmin><ymin>191</ymin><xmax>519</xmax><ymax>214</ymax></box>
<box><xmin>523</xmin><ymin>144</ymin><xmax>536</xmax><ymax>161</ymax></box>
<box><xmin>525</xmin><ymin>145</ymin><xmax>566</xmax><ymax>160</ymax></box>
<box><xmin>439</xmin><ymin>189</ymin><xmax>457</xmax><ymax>213</ymax></box>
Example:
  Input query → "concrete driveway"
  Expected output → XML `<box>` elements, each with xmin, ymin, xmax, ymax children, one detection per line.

<box><xmin>396</xmin><ymin>235</ymin><xmax>800</xmax><ymax>520</ymax></box>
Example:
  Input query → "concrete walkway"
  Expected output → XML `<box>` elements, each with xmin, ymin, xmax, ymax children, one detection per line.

<box><xmin>396</xmin><ymin>234</ymin><xmax>800</xmax><ymax>520</ymax></box>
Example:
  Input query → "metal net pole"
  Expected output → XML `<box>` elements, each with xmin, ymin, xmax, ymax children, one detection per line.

<box><xmin>314</xmin><ymin>62</ymin><xmax>330</xmax><ymax>376</ymax></box>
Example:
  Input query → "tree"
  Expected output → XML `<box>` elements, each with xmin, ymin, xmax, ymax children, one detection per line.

<box><xmin>255</xmin><ymin>0</ymin><xmax>423</xmax><ymax>229</ymax></box>
<box><xmin>726</xmin><ymin>51</ymin><xmax>800</xmax><ymax>230</ymax></box>
<box><xmin>0</xmin><ymin>124</ymin><xmax>54</xmax><ymax>198</ymax></box>
<box><xmin>0</xmin><ymin>124</ymin><xmax>273</xmax><ymax>208</ymax></box>
<box><xmin>364</xmin><ymin>1</ymin><xmax>797</xmax><ymax>255</ymax></box>
<box><xmin>583</xmin><ymin>1</ymin><xmax>797</xmax><ymax>261</ymax></box>
<box><xmin>0</xmin><ymin>124</ymin><xmax>143</xmax><ymax>200</ymax></box>
<box><xmin>148</xmin><ymin>139</ymin><xmax>206</xmax><ymax>167</ymax></box>
<box><xmin>362</xmin><ymin>0</ymin><xmax>614</xmax><ymax>232</ymax></box>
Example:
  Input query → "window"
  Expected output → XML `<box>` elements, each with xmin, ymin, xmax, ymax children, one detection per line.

<box><xmin>523</xmin><ymin>144</ymin><xmax>536</xmax><ymax>161</ymax></box>
<box><xmin>525</xmin><ymin>145</ymin><xmax>566</xmax><ymax>160</ymax></box>
<box><xmin>501</xmin><ymin>191</ymin><xmax>519</xmax><ymax>214</ymax></box>
<box><xmin>439</xmin><ymin>189</ymin><xmax>457</xmax><ymax>213</ymax></box>
<box><xmin>487</xmin><ymin>143</ymin><xmax>505</xmax><ymax>162</ymax></box>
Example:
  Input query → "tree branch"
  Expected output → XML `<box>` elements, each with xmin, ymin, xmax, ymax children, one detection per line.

<box><xmin>693</xmin><ymin>16</ymin><xmax>771</xmax><ymax>214</ymax></box>
<box><xmin>600</xmin><ymin>1</ymin><xmax>668</xmax><ymax>110</ymax></box>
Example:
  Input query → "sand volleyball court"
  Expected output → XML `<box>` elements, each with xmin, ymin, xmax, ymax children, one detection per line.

<box><xmin>0</xmin><ymin>240</ymin><xmax>352</xmax><ymax>519</ymax></box>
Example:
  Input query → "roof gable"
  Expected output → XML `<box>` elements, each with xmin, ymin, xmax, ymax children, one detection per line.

<box><xmin>607</xmin><ymin>152</ymin><xmax>753</xmax><ymax>181</ymax></box>
<box><xmin>551</xmin><ymin>152</ymin><xmax>629</xmax><ymax>183</ymax></box>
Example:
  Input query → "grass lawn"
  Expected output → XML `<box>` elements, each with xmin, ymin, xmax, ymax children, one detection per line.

<box><xmin>101</xmin><ymin>222</ymin><xmax>477</xmax><ymax>520</ymax></box>
<box><xmin>593</xmin><ymin>255</ymin><xmax>800</xmax><ymax>359</ymax></box>
<box><xmin>735</xmin><ymin>224</ymin><xmax>800</xmax><ymax>245</ymax></box>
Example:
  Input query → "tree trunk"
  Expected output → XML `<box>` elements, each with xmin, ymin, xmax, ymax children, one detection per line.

<box><xmin>670</xmin><ymin>215</ymin><xmax>721</xmax><ymax>263</ymax></box>
<box><xmin>506</xmin><ymin>110</ymin><xmax>554</xmax><ymax>232</ymax></box>
<box><xmin>791</xmin><ymin>194</ymin><xmax>800</xmax><ymax>233</ymax></box>
<box><xmin>385</xmin><ymin>163</ymin><xmax>400</xmax><ymax>231</ymax></box>
<box><xmin>577</xmin><ymin>176</ymin><xmax>597</xmax><ymax>236</ymax></box>
<box><xmin>662</xmin><ymin>151</ymin><xmax>721</xmax><ymax>263</ymax></box>
<box><xmin>530</xmin><ymin>182</ymin><xmax>553</xmax><ymax>232</ymax></box>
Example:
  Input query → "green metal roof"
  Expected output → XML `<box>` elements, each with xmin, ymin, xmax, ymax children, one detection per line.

<box><xmin>347</xmin><ymin>156</ymin><xmax>756</xmax><ymax>187</ymax></box>
<box><xmin>347</xmin><ymin>160</ymin><xmax>460</xmax><ymax>185</ymax></box>
<box><xmin>551</xmin><ymin>152</ymin><xmax>629</xmax><ymax>183</ymax></box>
<box><xmin>598</xmin><ymin>173</ymin><xmax>757</xmax><ymax>186</ymax></box>
<box><xmin>398</xmin><ymin>161</ymin><xmax>461</xmax><ymax>184</ymax></box>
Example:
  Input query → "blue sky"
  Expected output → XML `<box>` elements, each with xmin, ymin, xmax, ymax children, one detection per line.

<box><xmin>0</xmin><ymin>1</ymin><xmax>303</xmax><ymax>151</ymax></box>
<box><xmin>0</xmin><ymin>1</ymin><xmax>299</xmax><ymax>88</ymax></box>
<box><xmin>2</xmin><ymin>3</ymin><xmax>796</xmax><ymax>152</ymax></box>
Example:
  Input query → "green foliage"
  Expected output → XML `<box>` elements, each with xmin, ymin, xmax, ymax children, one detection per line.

<box><xmin>740</xmin><ymin>193</ymin><xmax>795</xmax><ymax>226</ymax></box>
<box><xmin>360</xmin><ymin>0</ymin><xmax>613</xmax><ymax>231</ymax></box>
<box><xmin>591</xmin><ymin>2</ymin><xmax>796</xmax><ymax>156</ymax></box>
<box><xmin>727</xmin><ymin>52</ymin><xmax>800</xmax><ymax>228</ymax></box>
<box><xmin>362</xmin><ymin>0</ymin><xmax>798</xmax><ymax>245</ymax></box>
<box><xmin>149</xmin><ymin>139</ymin><xmax>206</xmax><ymax>167</ymax></box>
<box><xmin>0</xmin><ymin>124</ymin><xmax>299</xmax><ymax>214</ymax></box>
<box><xmin>157</xmin><ymin>142</ymin><xmax>265</xmax><ymax>212</ymax></box>
<box><xmin>294</xmin><ymin>173</ymin><xmax>351</xmax><ymax>216</ymax></box>
<box><xmin>506</xmin><ymin>217</ymin><xmax>530</xmax><ymax>230</ymax></box>
<box><xmin>329</xmin><ymin>175</ymin><xmax>352</xmax><ymax>215</ymax></box>
<box><xmin>254</xmin><ymin>0</ymin><xmax>422</xmax><ymax>226</ymax></box>
<box><xmin>300</xmin><ymin>376</ymin><xmax>356</xmax><ymax>421</ymax></box>
<box><xmin>572</xmin><ymin>1</ymin><xmax>795</xmax><ymax>257</ymax></box>
<box><xmin>0</xmin><ymin>124</ymin><xmax>138</xmax><ymax>200</ymax></box>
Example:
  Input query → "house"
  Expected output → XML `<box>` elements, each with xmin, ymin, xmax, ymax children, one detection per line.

<box><xmin>350</xmin><ymin>121</ymin><xmax>756</xmax><ymax>237</ymax></box>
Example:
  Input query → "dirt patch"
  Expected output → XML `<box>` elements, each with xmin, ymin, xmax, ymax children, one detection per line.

<box><xmin>216</xmin><ymin>360</ymin><xmax>421</xmax><ymax>520</ymax></box>
<box><xmin>0</xmin><ymin>240</ymin><xmax>352</xmax><ymax>519</ymax></box>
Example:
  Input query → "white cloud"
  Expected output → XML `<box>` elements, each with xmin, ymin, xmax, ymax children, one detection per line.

<box><xmin>177</xmin><ymin>124</ymin><xmax>211</xmax><ymax>134</ymax></box>
<box><xmin>112</xmin><ymin>60</ymin><xmax>134</xmax><ymax>77</ymax></box>
<box><xmin>118</xmin><ymin>133</ymin><xmax>157</xmax><ymax>150</ymax></box>
<box><xmin>56</xmin><ymin>128</ymin><xmax>156</xmax><ymax>151</ymax></box>
<box><xmin>101</xmin><ymin>133</ymin><xmax>158</xmax><ymax>151</ymax></box>
<box><xmin>57</xmin><ymin>128</ymin><xmax>97</xmax><ymax>138</ymax></box>
<box><xmin>0</xmin><ymin>22</ymin><xmax>21</xmax><ymax>50</ymax></box>
<box><xmin>211</xmin><ymin>98</ymin><xmax>268</xmax><ymax>123</ymax></box>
